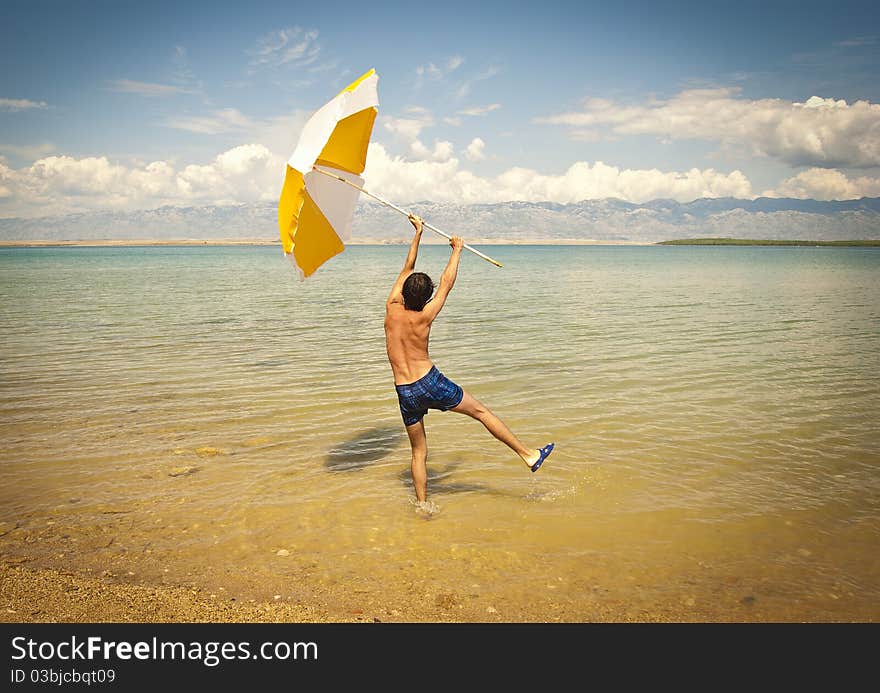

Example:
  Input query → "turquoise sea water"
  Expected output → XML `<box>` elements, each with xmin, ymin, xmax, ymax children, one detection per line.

<box><xmin>1</xmin><ymin>243</ymin><xmax>878</xmax><ymax>621</ymax></box>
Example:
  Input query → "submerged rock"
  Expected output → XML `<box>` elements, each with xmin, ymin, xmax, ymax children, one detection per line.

<box><xmin>168</xmin><ymin>466</ymin><xmax>199</xmax><ymax>477</ymax></box>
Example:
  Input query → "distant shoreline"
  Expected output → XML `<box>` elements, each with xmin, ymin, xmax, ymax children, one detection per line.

<box><xmin>658</xmin><ymin>238</ymin><xmax>880</xmax><ymax>247</ymax></box>
<box><xmin>2</xmin><ymin>237</ymin><xmax>878</xmax><ymax>248</ymax></box>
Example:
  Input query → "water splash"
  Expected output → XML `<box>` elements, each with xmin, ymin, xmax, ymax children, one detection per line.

<box><xmin>410</xmin><ymin>498</ymin><xmax>440</xmax><ymax>518</ymax></box>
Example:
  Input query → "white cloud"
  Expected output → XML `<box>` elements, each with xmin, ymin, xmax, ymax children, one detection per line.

<box><xmin>177</xmin><ymin>144</ymin><xmax>281</xmax><ymax>203</ymax></box>
<box><xmin>384</xmin><ymin>115</ymin><xmax>432</xmax><ymax>141</ymax></box>
<box><xmin>172</xmin><ymin>45</ymin><xmax>193</xmax><ymax>76</ymax></box>
<box><xmin>833</xmin><ymin>36</ymin><xmax>877</xmax><ymax>48</ymax></box>
<box><xmin>382</xmin><ymin>110</ymin><xmax>454</xmax><ymax>162</ymax></box>
<box><xmin>108</xmin><ymin>79</ymin><xmax>192</xmax><ymax>96</ymax></box>
<box><xmin>465</xmin><ymin>137</ymin><xmax>486</xmax><ymax>161</ymax></box>
<box><xmin>0</xmin><ymin>145</ymin><xmax>285</xmax><ymax>217</ymax></box>
<box><xmin>0</xmin><ymin>139</ymin><xmax>764</xmax><ymax>218</ymax></box>
<box><xmin>0</xmin><ymin>142</ymin><xmax>55</xmax><ymax>161</ymax></box>
<box><xmin>416</xmin><ymin>55</ymin><xmax>465</xmax><ymax>82</ymax></box>
<box><xmin>457</xmin><ymin>103</ymin><xmax>501</xmax><ymax>117</ymax></box>
<box><xmin>8</xmin><ymin>140</ymin><xmax>878</xmax><ymax>220</ymax></box>
<box><xmin>307</xmin><ymin>59</ymin><xmax>340</xmax><ymax>74</ymax></box>
<box><xmin>410</xmin><ymin>139</ymin><xmax>455</xmax><ymax>162</ymax></box>
<box><xmin>765</xmin><ymin>168</ymin><xmax>880</xmax><ymax>200</ymax></box>
<box><xmin>416</xmin><ymin>63</ymin><xmax>441</xmax><ymax>80</ymax></box>
<box><xmin>403</xmin><ymin>105</ymin><xmax>431</xmax><ymax>117</ymax></box>
<box><xmin>364</xmin><ymin>143</ymin><xmax>754</xmax><ymax>204</ymax></box>
<box><xmin>447</xmin><ymin>55</ymin><xmax>465</xmax><ymax>72</ymax></box>
<box><xmin>414</xmin><ymin>59</ymin><xmax>498</xmax><ymax>100</ymax></box>
<box><xmin>250</xmin><ymin>111</ymin><xmax>310</xmax><ymax>160</ymax></box>
<box><xmin>161</xmin><ymin>104</ymin><xmax>308</xmax><ymax>159</ymax></box>
<box><xmin>249</xmin><ymin>27</ymin><xmax>320</xmax><ymax>68</ymax></box>
<box><xmin>164</xmin><ymin>108</ymin><xmax>256</xmax><ymax>134</ymax></box>
<box><xmin>455</xmin><ymin>65</ymin><xmax>500</xmax><ymax>100</ymax></box>
<box><xmin>384</xmin><ymin>108</ymin><xmax>434</xmax><ymax>140</ymax></box>
<box><xmin>0</xmin><ymin>98</ymin><xmax>48</xmax><ymax>112</ymax></box>
<box><xmin>537</xmin><ymin>88</ymin><xmax>880</xmax><ymax>168</ymax></box>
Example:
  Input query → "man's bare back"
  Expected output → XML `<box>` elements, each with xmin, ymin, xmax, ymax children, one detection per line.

<box><xmin>386</xmin><ymin>214</ymin><xmax>555</xmax><ymax>504</ymax></box>
<box><xmin>384</xmin><ymin>301</ymin><xmax>434</xmax><ymax>385</ymax></box>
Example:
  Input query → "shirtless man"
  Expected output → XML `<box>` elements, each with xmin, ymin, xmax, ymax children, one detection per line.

<box><xmin>384</xmin><ymin>213</ymin><xmax>555</xmax><ymax>503</ymax></box>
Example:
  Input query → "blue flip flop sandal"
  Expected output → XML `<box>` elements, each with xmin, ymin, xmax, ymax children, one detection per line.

<box><xmin>531</xmin><ymin>443</ymin><xmax>555</xmax><ymax>472</ymax></box>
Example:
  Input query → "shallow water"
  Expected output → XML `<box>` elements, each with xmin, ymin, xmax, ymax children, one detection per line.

<box><xmin>1</xmin><ymin>244</ymin><xmax>878</xmax><ymax>621</ymax></box>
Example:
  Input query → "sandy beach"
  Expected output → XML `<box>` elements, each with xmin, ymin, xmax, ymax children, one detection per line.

<box><xmin>1</xmin><ymin>563</ymin><xmax>334</xmax><ymax>624</ymax></box>
<box><xmin>1</xmin><ymin>561</ymin><xmax>707</xmax><ymax>624</ymax></box>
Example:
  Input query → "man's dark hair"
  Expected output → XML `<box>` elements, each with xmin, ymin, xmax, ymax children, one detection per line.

<box><xmin>402</xmin><ymin>272</ymin><xmax>434</xmax><ymax>311</ymax></box>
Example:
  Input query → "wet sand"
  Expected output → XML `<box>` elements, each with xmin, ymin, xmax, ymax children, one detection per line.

<box><xmin>0</xmin><ymin>506</ymin><xmax>814</xmax><ymax>624</ymax></box>
<box><xmin>0</xmin><ymin>559</ymin><xmax>789</xmax><ymax>624</ymax></box>
<box><xmin>0</xmin><ymin>516</ymin><xmax>763</xmax><ymax>624</ymax></box>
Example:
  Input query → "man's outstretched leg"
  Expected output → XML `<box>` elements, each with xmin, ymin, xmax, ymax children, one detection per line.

<box><xmin>451</xmin><ymin>390</ymin><xmax>554</xmax><ymax>471</ymax></box>
<box><xmin>406</xmin><ymin>419</ymin><xmax>428</xmax><ymax>502</ymax></box>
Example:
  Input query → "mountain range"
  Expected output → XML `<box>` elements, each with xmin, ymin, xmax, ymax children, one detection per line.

<box><xmin>1</xmin><ymin>197</ymin><xmax>879</xmax><ymax>243</ymax></box>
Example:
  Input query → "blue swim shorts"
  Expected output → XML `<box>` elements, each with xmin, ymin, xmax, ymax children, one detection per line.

<box><xmin>395</xmin><ymin>366</ymin><xmax>464</xmax><ymax>426</ymax></box>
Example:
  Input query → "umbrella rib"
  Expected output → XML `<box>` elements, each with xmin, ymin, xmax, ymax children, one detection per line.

<box><xmin>311</xmin><ymin>166</ymin><xmax>503</xmax><ymax>268</ymax></box>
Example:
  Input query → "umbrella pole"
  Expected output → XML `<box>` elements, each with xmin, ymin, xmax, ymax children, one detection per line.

<box><xmin>312</xmin><ymin>166</ymin><xmax>503</xmax><ymax>268</ymax></box>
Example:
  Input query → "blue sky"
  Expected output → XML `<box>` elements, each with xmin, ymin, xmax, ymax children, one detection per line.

<box><xmin>1</xmin><ymin>0</ymin><xmax>879</xmax><ymax>217</ymax></box>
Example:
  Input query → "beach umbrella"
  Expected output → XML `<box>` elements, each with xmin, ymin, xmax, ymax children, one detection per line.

<box><xmin>278</xmin><ymin>68</ymin><xmax>502</xmax><ymax>278</ymax></box>
<box><xmin>278</xmin><ymin>69</ymin><xmax>379</xmax><ymax>278</ymax></box>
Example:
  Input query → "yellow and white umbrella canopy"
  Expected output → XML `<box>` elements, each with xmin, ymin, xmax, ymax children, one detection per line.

<box><xmin>278</xmin><ymin>69</ymin><xmax>379</xmax><ymax>278</ymax></box>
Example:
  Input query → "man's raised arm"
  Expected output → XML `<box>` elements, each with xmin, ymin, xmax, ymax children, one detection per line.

<box><xmin>422</xmin><ymin>236</ymin><xmax>463</xmax><ymax>321</ymax></box>
<box><xmin>401</xmin><ymin>214</ymin><xmax>423</xmax><ymax>272</ymax></box>
<box><xmin>387</xmin><ymin>214</ymin><xmax>424</xmax><ymax>304</ymax></box>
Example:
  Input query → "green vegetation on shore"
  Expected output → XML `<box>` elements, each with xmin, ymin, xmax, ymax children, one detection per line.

<box><xmin>657</xmin><ymin>238</ymin><xmax>880</xmax><ymax>247</ymax></box>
